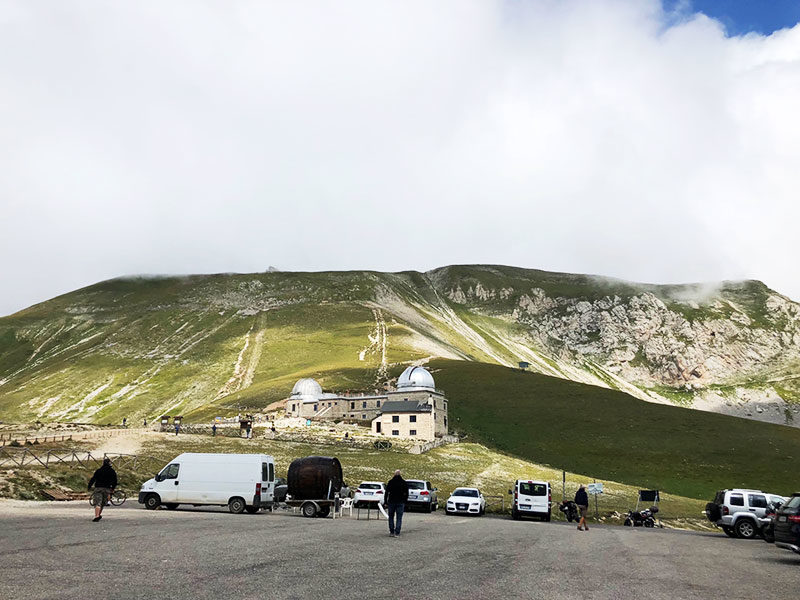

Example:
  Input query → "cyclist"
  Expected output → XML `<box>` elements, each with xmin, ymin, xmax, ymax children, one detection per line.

<box><xmin>88</xmin><ymin>457</ymin><xmax>118</xmax><ymax>522</ymax></box>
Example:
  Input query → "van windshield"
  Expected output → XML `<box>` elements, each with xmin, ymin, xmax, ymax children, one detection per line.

<box><xmin>520</xmin><ymin>483</ymin><xmax>547</xmax><ymax>496</ymax></box>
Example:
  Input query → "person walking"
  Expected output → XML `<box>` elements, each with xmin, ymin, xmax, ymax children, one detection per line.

<box><xmin>88</xmin><ymin>457</ymin><xmax>118</xmax><ymax>522</ymax></box>
<box><xmin>212</xmin><ymin>423</ymin><xmax>217</xmax><ymax>437</ymax></box>
<box><xmin>385</xmin><ymin>469</ymin><xmax>409</xmax><ymax>538</ymax></box>
<box><xmin>174</xmin><ymin>423</ymin><xmax>180</xmax><ymax>436</ymax></box>
<box><xmin>575</xmin><ymin>484</ymin><xmax>589</xmax><ymax>531</ymax></box>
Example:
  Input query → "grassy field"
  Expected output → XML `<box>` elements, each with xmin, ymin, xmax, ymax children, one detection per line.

<box><xmin>0</xmin><ymin>432</ymin><xmax>710</xmax><ymax>528</ymax></box>
<box><xmin>433</xmin><ymin>359</ymin><xmax>800</xmax><ymax>500</ymax></box>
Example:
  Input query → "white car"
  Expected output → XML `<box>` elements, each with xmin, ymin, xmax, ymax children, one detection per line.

<box><xmin>446</xmin><ymin>487</ymin><xmax>485</xmax><ymax>516</ymax></box>
<box><xmin>354</xmin><ymin>481</ymin><xmax>386</xmax><ymax>507</ymax></box>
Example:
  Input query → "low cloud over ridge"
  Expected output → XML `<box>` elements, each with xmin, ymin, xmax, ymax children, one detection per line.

<box><xmin>1</xmin><ymin>0</ymin><xmax>799</xmax><ymax>314</ymax></box>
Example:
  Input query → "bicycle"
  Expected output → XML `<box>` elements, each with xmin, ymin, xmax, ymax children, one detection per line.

<box><xmin>88</xmin><ymin>489</ymin><xmax>127</xmax><ymax>507</ymax></box>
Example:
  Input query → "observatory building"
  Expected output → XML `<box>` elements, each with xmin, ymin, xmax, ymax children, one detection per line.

<box><xmin>284</xmin><ymin>366</ymin><xmax>448</xmax><ymax>441</ymax></box>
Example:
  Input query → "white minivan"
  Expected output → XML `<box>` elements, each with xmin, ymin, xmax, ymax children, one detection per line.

<box><xmin>138</xmin><ymin>453</ymin><xmax>276</xmax><ymax>514</ymax></box>
<box><xmin>510</xmin><ymin>480</ymin><xmax>551</xmax><ymax>521</ymax></box>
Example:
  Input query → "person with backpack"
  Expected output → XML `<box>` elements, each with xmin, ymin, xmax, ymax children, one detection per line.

<box><xmin>385</xmin><ymin>470</ymin><xmax>409</xmax><ymax>537</ymax></box>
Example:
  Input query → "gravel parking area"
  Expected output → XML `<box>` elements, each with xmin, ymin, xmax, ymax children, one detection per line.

<box><xmin>0</xmin><ymin>500</ymin><xmax>798</xmax><ymax>600</ymax></box>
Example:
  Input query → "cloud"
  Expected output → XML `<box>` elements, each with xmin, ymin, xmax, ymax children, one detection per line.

<box><xmin>1</xmin><ymin>0</ymin><xmax>799</xmax><ymax>315</ymax></box>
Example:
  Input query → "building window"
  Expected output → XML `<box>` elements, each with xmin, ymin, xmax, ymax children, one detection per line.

<box><xmin>350</xmin><ymin>402</ymin><xmax>355</xmax><ymax>409</ymax></box>
<box><xmin>291</xmin><ymin>404</ymin><xmax>296</xmax><ymax>412</ymax></box>
<box><xmin>313</xmin><ymin>404</ymin><xmax>318</xmax><ymax>411</ymax></box>
<box><xmin>392</xmin><ymin>415</ymin><xmax>399</xmax><ymax>423</ymax></box>
<box><xmin>361</xmin><ymin>414</ymin><xmax>366</xmax><ymax>419</ymax></box>
<box><xmin>409</xmin><ymin>415</ymin><xmax>417</xmax><ymax>423</ymax></box>
<box><xmin>392</xmin><ymin>430</ymin><xmax>399</xmax><ymax>436</ymax></box>
<box><xmin>362</xmin><ymin>401</ymin><xmax>367</xmax><ymax>408</ymax></box>
<box><xmin>376</xmin><ymin>400</ymin><xmax>381</xmax><ymax>407</ymax></box>
<box><xmin>444</xmin><ymin>416</ymin><xmax>447</xmax><ymax>427</ymax></box>
<box><xmin>410</xmin><ymin>430</ymin><xmax>417</xmax><ymax>436</ymax></box>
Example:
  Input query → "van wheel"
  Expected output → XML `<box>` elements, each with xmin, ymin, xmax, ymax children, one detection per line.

<box><xmin>545</xmin><ymin>513</ymin><xmax>551</xmax><ymax>522</ymax></box>
<box><xmin>245</xmin><ymin>506</ymin><xmax>260</xmax><ymax>514</ymax></box>
<box><xmin>301</xmin><ymin>502</ymin><xmax>317</xmax><ymax>518</ymax></box>
<box><xmin>512</xmin><ymin>509</ymin><xmax>520</xmax><ymax>520</ymax></box>
<box><xmin>144</xmin><ymin>494</ymin><xmax>161</xmax><ymax>510</ymax></box>
<box><xmin>735</xmin><ymin>519</ymin><xmax>757</xmax><ymax>539</ymax></box>
<box><xmin>165</xmin><ymin>503</ymin><xmax>179</xmax><ymax>510</ymax></box>
<box><xmin>228</xmin><ymin>497</ymin><xmax>246</xmax><ymax>514</ymax></box>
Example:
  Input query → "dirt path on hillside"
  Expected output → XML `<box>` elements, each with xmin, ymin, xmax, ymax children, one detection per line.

<box><xmin>92</xmin><ymin>431</ymin><xmax>156</xmax><ymax>456</ymax></box>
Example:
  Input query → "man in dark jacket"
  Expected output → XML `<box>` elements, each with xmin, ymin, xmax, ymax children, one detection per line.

<box><xmin>88</xmin><ymin>457</ymin><xmax>118</xmax><ymax>522</ymax></box>
<box><xmin>385</xmin><ymin>470</ymin><xmax>409</xmax><ymax>537</ymax></box>
<box><xmin>574</xmin><ymin>484</ymin><xmax>589</xmax><ymax>531</ymax></box>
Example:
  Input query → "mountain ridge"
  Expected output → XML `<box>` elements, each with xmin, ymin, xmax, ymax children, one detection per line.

<box><xmin>1</xmin><ymin>264</ymin><xmax>798</xmax><ymax>425</ymax></box>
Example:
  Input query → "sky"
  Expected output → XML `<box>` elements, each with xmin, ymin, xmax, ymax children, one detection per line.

<box><xmin>1</xmin><ymin>0</ymin><xmax>800</xmax><ymax>316</ymax></box>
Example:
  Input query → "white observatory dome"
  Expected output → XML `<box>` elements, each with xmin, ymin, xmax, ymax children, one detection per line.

<box><xmin>397</xmin><ymin>366</ymin><xmax>435</xmax><ymax>390</ymax></box>
<box><xmin>291</xmin><ymin>378</ymin><xmax>323</xmax><ymax>398</ymax></box>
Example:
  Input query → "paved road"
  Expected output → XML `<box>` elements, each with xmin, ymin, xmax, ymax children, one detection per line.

<box><xmin>0</xmin><ymin>501</ymin><xmax>797</xmax><ymax>600</ymax></box>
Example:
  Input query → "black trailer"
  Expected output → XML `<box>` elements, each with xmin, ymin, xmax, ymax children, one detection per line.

<box><xmin>285</xmin><ymin>456</ymin><xmax>344</xmax><ymax>518</ymax></box>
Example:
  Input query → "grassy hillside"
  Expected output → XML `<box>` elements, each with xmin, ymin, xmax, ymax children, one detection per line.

<box><xmin>433</xmin><ymin>359</ymin><xmax>800</xmax><ymax>500</ymax></box>
<box><xmin>1</xmin><ymin>265</ymin><xmax>798</xmax><ymax>426</ymax></box>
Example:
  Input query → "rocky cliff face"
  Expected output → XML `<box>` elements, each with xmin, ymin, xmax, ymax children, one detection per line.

<box><xmin>433</xmin><ymin>265</ymin><xmax>800</xmax><ymax>425</ymax></box>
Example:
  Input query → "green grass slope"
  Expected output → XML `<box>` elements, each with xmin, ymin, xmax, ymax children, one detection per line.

<box><xmin>433</xmin><ymin>359</ymin><xmax>800</xmax><ymax>500</ymax></box>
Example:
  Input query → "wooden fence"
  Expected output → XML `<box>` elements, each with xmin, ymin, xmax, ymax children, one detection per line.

<box><xmin>0</xmin><ymin>447</ymin><xmax>161</xmax><ymax>472</ymax></box>
<box><xmin>0</xmin><ymin>427</ymin><xmax>139</xmax><ymax>447</ymax></box>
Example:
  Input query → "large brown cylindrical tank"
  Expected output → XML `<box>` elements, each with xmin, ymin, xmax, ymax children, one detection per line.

<box><xmin>287</xmin><ymin>456</ymin><xmax>343</xmax><ymax>500</ymax></box>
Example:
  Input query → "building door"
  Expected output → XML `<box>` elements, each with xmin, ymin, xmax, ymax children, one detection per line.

<box><xmin>376</xmin><ymin>422</ymin><xmax>382</xmax><ymax>433</ymax></box>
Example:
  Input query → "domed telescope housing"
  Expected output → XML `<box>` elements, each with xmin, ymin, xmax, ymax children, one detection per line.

<box><xmin>396</xmin><ymin>366</ymin><xmax>435</xmax><ymax>390</ymax></box>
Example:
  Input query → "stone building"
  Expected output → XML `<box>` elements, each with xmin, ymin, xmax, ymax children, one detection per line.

<box><xmin>284</xmin><ymin>366</ymin><xmax>448</xmax><ymax>441</ymax></box>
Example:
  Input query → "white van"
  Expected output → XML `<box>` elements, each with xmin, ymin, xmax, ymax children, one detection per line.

<box><xmin>510</xmin><ymin>479</ymin><xmax>551</xmax><ymax>521</ymax></box>
<box><xmin>138</xmin><ymin>453</ymin><xmax>276</xmax><ymax>514</ymax></box>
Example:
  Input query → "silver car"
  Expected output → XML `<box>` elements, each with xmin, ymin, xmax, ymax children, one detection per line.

<box><xmin>406</xmin><ymin>479</ymin><xmax>438</xmax><ymax>512</ymax></box>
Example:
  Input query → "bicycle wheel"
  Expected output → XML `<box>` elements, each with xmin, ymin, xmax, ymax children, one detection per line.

<box><xmin>110</xmin><ymin>490</ymin><xmax>127</xmax><ymax>506</ymax></box>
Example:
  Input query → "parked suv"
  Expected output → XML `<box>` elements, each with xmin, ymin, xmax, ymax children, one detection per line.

<box><xmin>774</xmin><ymin>492</ymin><xmax>800</xmax><ymax>555</ymax></box>
<box><xmin>406</xmin><ymin>479</ymin><xmax>438</xmax><ymax>512</ymax></box>
<box><xmin>705</xmin><ymin>489</ymin><xmax>785</xmax><ymax>539</ymax></box>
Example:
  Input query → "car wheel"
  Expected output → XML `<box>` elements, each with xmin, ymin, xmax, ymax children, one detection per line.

<box><xmin>735</xmin><ymin>519</ymin><xmax>757</xmax><ymax>539</ymax></box>
<box><xmin>144</xmin><ymin>494</ymin><xmax>161</xmax><ymax>510</ymax></box>
<box><xmin>245</xmin><ymin>506</ymin><xmax>260</xmax><ymax>514</ymax></box>
<box><xmin>762</xmin><ymin>525</ymin><xmax>775</xmax><ymax>543</ymax></box>
<box><xmin>228</xmin><ymin>497</ymin><xmax>246</xmax><ymax>514</ymax></box>
<box><xmin>165</xmin><ymin>503</ymin><xmax>179</xmax><ymax>510</ymax></box>
<box><xmin>721</xmin><ymin>525</ymin><xmax>736</xmax><ymax>538</ymax></box>
<box><xmin>302</xmin><ymin>502</ymin><xmax>317</xmax><ymax>518</ymax></box>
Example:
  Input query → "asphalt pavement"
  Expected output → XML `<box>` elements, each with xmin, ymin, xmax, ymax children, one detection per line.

<box><xmin>0</xmin><ymin>500</ymin><xmax>798</xmax><ymax>600</ymax></box>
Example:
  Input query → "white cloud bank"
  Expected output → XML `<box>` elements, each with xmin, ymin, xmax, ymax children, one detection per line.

<box><xmin>1</xmin><ymin>0</ymin><xmax>799</xmax><ymax>315</ymax></box>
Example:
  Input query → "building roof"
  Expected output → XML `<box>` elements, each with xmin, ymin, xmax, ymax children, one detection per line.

<box><xmin>397</xmin><ymin>365</ymin><xmax>435</xmax><ymax>390</ymax></box>
<box><xmin>291</xmin><ymin>378</ymin><xmax>322</xmax><ymax>398</ymax></box>
<box><xmin>380</xmin><ymin>400</ymin><xmax>432</xmax><ymax>414</ymax></box>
